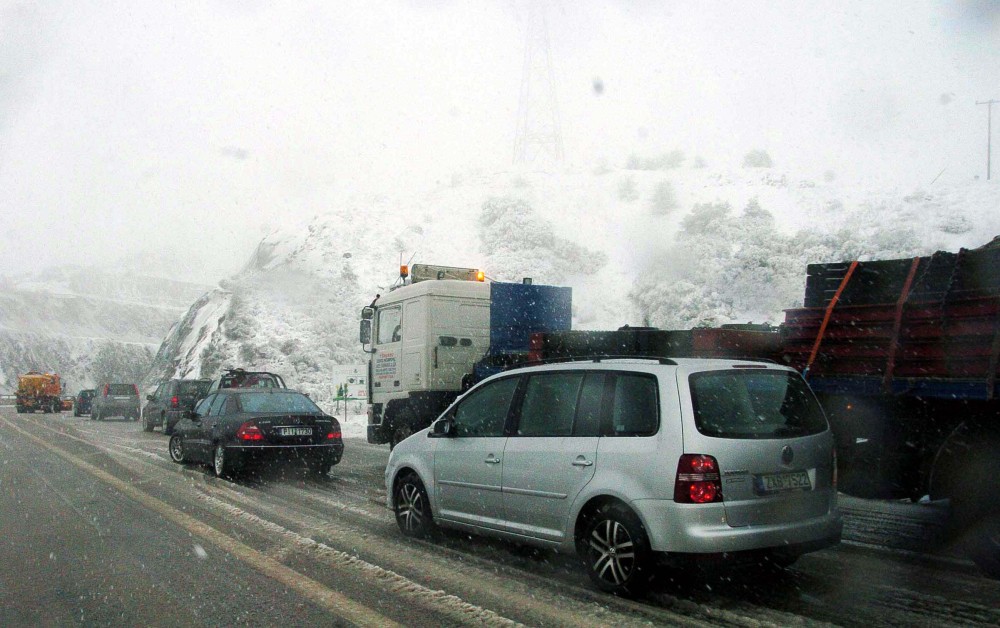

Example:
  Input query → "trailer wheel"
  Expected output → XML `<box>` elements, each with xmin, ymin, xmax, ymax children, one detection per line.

<box><xmin>967</xmin><ymin>514</ymin><xmax>1000</xmax><ymax>579</ymax></box>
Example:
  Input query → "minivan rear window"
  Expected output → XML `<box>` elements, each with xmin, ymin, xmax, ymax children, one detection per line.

<box><xmin>108</xmin><ymin>384</ymin><xmax>136</xmax><ymax>396</ymax></box>
<box><xmin>689</xmin><ymin>371</ymin><xmax>827</xmax><ymax>439</ymax></box>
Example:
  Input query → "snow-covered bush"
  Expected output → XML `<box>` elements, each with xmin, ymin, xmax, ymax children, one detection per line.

<box><xmin>742</xmin><ymin>149</ymin><xmax>773</xmax><ymax>168</ymax></box>
<box><xmin>478</xmin><ymin>196</ymin><xmax>606</xmax><ymax>283</ymax></box>
<box><xmin>626</xmin><ymin>150</ymin><xmax>685</xmax><ymax>170</ymax></box>
<box><xmin>630</xmin><ymin>195</ymin><xmax>924</xmax><ymax>330</ymax></box>
<box><xmin>649</xmin><ymin>179</ymin><xmax>678</xmax><ymax>216</ymax></box>
<box><xmin>617</xmin><ymin>176</ymin><xmax>639</xmax><ymax>202</ymax></box>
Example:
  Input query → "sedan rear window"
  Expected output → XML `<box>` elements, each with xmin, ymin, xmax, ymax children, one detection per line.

<box><xmin>108</xmin><ymin>384</ymin><xmax>136</xmax><ymax>396</ymax></box>
<box><xmin>238</xmin><ymin>392</ymin><xmax>321</xmax><ymax>414</ymax></box>
<box><xmin>690</xmin><ymin>371</ymin><xmax>827</xmax><ymax>439</ymax></box>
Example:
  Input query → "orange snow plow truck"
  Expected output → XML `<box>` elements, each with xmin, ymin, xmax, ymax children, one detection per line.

<box><xmin>16</xmin><ymin>372</ymin><xmax>64</xmax><ymax>414</ymax></box>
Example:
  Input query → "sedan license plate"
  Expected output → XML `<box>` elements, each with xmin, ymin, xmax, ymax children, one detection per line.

<box><xmin>278</xmin><ymin>427</ymin><xmax>312</xmax><ymax>437</ymax></box>
<box><xmin>754</xmin><ymin>470</ymin><xmax>811</xmax><ymax>494</ymax></box>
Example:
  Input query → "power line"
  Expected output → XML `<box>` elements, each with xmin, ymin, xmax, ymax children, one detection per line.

<box><xmin>976</xmin><ymin>99</ymin><xmax>999</xmax><ymax>180</ymax></box>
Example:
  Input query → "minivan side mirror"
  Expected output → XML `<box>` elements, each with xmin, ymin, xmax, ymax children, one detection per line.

<box><xmin>146</xmin><ymin>394</ymin><xmax>154</xmax><ymax>401</ymax></box>
<box><xmin>429</xmin><ymin>417</ymin><xmax>455</xmax><ymax>438</ymax></box>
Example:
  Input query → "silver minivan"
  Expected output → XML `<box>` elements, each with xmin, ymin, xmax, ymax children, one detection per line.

<box><xmin>385</xmin><ymin>357</ymin><xmax>842</xmax><ymax>595</ymax></box>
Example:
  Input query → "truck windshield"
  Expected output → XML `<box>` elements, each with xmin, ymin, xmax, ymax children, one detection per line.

<box><xmin>689</xmin><ymin>370</ymin><xmax>827</xmax><ymax>439</ymax></box>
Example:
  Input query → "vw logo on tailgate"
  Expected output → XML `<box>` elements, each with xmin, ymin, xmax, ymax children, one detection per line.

<box><xmin>781</xmin><ymin>445</ymin><xmax>794</xmax><ymax>466</ymax></box>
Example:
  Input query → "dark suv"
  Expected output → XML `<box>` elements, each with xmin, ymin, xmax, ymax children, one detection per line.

<box><xmin>143</xmin><ymin>378</ymin><xmax>213</xmax><ymax>434</ymax></box>
<box><xmin>209</xmin><ymin>368</ymin><xmax>287</xmax><ymax>392</ymax></box>
<box><xmin>91</xmin><ymin>383</ymin><xmax>141</xmax><ymax>421</ymax></box>
<box><xmin>73</xmin><ymin>389</ymin><xmax>96</xmax><ymax>417</ymax></box>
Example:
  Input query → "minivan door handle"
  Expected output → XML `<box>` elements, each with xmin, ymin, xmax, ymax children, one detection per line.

<box><xmin>485</xmin><ymin>456</ymin><xmax>501</xmax><ymax>464</ymax></box>
<box><xmin>572</xmin><ymin>457</ymin><xmax>594</xmax><ymax>467</ymax></box>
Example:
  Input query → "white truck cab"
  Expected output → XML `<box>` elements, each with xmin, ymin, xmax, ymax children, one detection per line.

<box><xmin>361</xmin><ymin>265</ymin><xmax>492</xmax><ymax>446</ymax></box>
<box><xmin>360</xmin><ymin>263</ymin><xmax>572</xmax><ymax>448</ymax></box>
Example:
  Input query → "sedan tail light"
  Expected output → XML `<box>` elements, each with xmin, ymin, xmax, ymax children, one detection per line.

<box><xmin>674</xmin><ymin>454</ymin><xmax>723</xmax><ymax>504</ymax></box>
<box><xmin>326</xmin><ymin>430</ymin><xmax>342</xmax><ymax>440</ymax></box>
<box><xmin>236</xmin><ymin>422</ymin><xmax>264</xmax><ymax>441</ymax></box>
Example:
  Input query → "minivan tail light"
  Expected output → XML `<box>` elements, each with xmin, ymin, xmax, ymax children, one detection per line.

<box><xmin>133</xmin><ymin>384</ymin><xmax>139</xmax><ymax>396</ymax></box>
<box><xmin>170</xmin><ymin>395</ymin><xmax>179</xmax><ymax>408</ymax></box>
<box><xmin>674</xmin><ymin>454</ymin><xmax>723</xmax><ymax>504</ymax></box>
<box><xmin>236</xmin><ymin>422</ymin><xmax>264</xmax><ymax>441</ymax></box>
<box><xmin>103</xmin><ymin>384</ymin><xmax>110</xmax><ymax>396</ymax></box>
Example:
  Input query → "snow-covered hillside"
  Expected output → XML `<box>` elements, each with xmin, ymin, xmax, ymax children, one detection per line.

<box><xmin>0</xmin><ymin>267</ymin><xmax>209</xmax><ymax>393</ymax></box>
<box><xmin>150</xmin><ymin>161</ymin><xmax>1000</xmax><ymax>405</ymax></box>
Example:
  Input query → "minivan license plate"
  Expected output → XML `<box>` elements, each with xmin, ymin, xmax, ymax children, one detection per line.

<box><xmin>278</xmin><ymin>427</ymin><xmax>312</xmax><ymax>437</ymax></box>
<box><xmin>754</xmin><ymin>471</ymin><xmax>811</xmax><ymax>494</ymax></box>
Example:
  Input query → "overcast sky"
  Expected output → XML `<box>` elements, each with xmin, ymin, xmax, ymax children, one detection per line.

<box><xmin>1</xmin><ymin>1</ymin><xmax>999</xmax><ymax>284</ymax></box>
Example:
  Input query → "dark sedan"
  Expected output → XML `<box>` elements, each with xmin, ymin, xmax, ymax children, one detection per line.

<box><xmin>73</xmin><ymin>389</ymin><xmax>95</xmax><ymax>417</ymax></box>
<box><xmin>167</xmin><ymin>389</ymin><xmax>344</xmax><ymax>479</ymax></box>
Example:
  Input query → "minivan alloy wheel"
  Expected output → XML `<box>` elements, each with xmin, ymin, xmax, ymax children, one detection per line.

<box><xmin>590</xmin><ymin>519</ymin><xmax>636</xmax><ymax>586</ymax></box>
<box><xmin>395</xmin><ymin>472</ymin><xmax>434</xmax><ymax>537</ymax></box>
<box><xmin>581</xmin><ymin>503</ymin><xmax>651</xmax><ymax>595</ymax></box>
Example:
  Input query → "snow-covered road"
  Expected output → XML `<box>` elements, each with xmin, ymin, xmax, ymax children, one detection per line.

<box><xmin>4</xmin><ymin>408</ymin><xmax>999</xmax><ymax>626</ymax></box>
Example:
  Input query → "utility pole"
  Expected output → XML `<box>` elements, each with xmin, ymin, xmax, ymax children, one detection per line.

<box><xmin>977</xmin><ymin>99</ymin><xmax>999</xmax><ymax>180</ymax></box>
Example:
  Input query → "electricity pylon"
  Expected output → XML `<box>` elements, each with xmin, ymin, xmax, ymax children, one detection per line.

<box><xmin>512</xmin><ymin>2</ymin><xmax>564</xmax><ymax>165</ymax></box>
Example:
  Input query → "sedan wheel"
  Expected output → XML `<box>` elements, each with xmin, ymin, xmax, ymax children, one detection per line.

<box><xmin>394</xmin><ymin>471</ymin><xmax>434</xmax><ymax>538</ymax></box>
<box><xmin>581</xmin><ymin>503</ymin><xmax>652</xmax><ymax>596</ymax></box>
<box><xmin>213</xmin><ymin>444</ymin><xmax>234</xmax><ymax>479</ymax></box>
<box><xmin>168</xmin><ymin>435</ymin><xmax>186</xmax><ymax>463</ymax></box>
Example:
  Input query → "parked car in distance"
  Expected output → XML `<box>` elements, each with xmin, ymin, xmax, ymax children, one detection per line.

<box><xmin>60</xmin><ymin>397</ymin><xmax>74</xmax><ymax>412</ymax></box>
<box><xmin>91</xmin><ymin>383</ymin><xmax>141</xmax><ymax>421</ymax></box>
<box><xmin>385</xmin><ymin>357</ymin><xmax>842</xmax><ymax>596</ymax></box>
<box><xmin>73</xmin><ymin>389</ymin><xmax>95</xmax><ymax>417</ymax></box>
<box><xmin>168</xmin><ymin>389</ymin><xmax>343</xmax><ymax>479</ymax></box>
<box><xmin>143</xmin><ymin>378</ymin><xmax>213</xmax><ymax>434</ymax></box>
<box><xmin>209</xmin><ymin>368</ymin><xmax>287</xmax><ymax>393</ymax></box>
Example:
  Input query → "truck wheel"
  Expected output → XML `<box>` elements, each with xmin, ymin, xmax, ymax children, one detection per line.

<box><xmin>390</xmin><ymin>423</ymin><xmax>414</xmax><ymax>450</ymax></box>
<box><xmin>389</xmin><ymin>407</ymin><xmax>416</xmax><ymax>450</ymax></box>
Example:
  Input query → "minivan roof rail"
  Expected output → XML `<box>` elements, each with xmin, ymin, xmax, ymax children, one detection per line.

<box><xmin>527</xmin><ymin>355</ymin><xmax>679</xmax><ymax>366</ymax></box>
